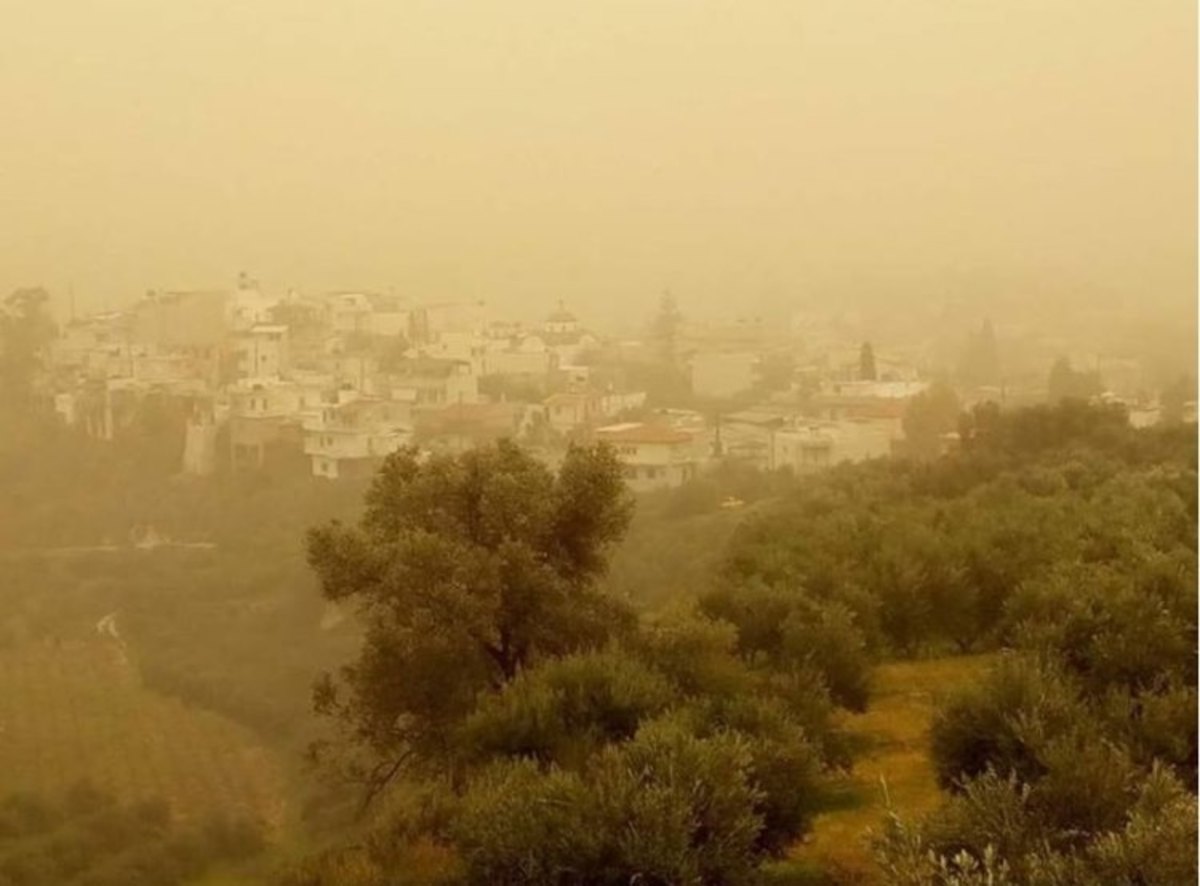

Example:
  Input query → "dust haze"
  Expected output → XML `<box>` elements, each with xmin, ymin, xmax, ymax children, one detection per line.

<box><xmin>2</xmin><ymin>1</ymin><xmax>1194</xmax><ymax>328</ymax></box>
<box><xmin>0</xmin><ymin>3</ymin><xmax>1196</xmax><ymax>885</ymax></box>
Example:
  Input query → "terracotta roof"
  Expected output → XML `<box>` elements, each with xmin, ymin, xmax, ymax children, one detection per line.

<box><xmin>596</xmin><ymin>423</ymin><xmax>694</xmax><ymax>445</ymax></box>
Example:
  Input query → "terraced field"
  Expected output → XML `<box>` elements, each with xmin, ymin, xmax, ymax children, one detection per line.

<box><xmin>0</xmin><ymin>636</ymin><xmax>286</xmax><ymax>831</ymax></box>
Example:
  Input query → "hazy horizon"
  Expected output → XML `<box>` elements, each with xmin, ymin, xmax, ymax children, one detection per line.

<box><xmin>2</xmin><ymin>0</ymin><xmax>1195</xmax><ymax>323</ymax></box>
<box><xmin>1</xmin><ymin>6</ymin><xmax>1198</xmax><ymax>881</ymax></box>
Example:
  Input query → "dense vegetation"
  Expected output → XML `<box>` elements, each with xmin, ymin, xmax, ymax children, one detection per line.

<box><xmin>1</xmin><ymin>364</ymin><xmax>1194</xmax><ymax>884</ymax></box>
<box><xmin>0</xmin><ymin>783</ymin><xmax>262</xmax><ymax>886</ymax></box>
<box><xmin>285</xmin><ymin>401</ymin><xmax>1196</xmax><ymax>884</ymax></box>
<box><xmin>289</xmin><ymin>442</ymin><xmax>848</xmax><ymax>884</ymax></box>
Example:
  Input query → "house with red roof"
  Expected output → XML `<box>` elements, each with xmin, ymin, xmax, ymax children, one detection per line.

<box><xmin>594</xmin><ymin>421</ymin><xmax>703</xmax><ymax>491</ymax></box>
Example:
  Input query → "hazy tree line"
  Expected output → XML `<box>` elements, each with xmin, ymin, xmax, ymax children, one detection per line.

<box><xmin>0</xmin><ymin>783</ymin><xmax>262</xmax><ymax>886</ymax></box>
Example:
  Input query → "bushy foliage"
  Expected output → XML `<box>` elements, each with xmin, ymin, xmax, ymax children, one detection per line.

<box><xmin>875</xmin><ymin>765</ymin><xmax>1197</xmax><ymax>886</ymax></box>
<box><xmin>901</xmin><ymin>380</ymin><xmax>961</xmax><ymax>458</ymax></box>
<box><xmin>451</xmin><ymin>717</ymin><xmax>765</xmax><ymax>885</ymax></box>
<box><xmin>446</xmin><ymin>618</ymin><xmax>831</xmax><ymax>874</ymax></box>
<box><xmin>459</xmin><ymin>650</ymin><xmax>675</xmax><ymax>767</ymax></box>
<box><xmin>286</xmin><ymin>436</ymin><xmax>847</xmax><ymax>885</ymax></box>
<box><xmin>286</xmin><ymin>688</ymin><xmax>828</xmax><ymax>885</ymax></box>
<box><xmin>0</xmin><ymin>784</ymin><xmax>264</xmax><ymax>886</ymax></box>
<box><xmin>929</xmin><ymin>655</ymin><xmax>1085</xmax><ymax>789</ymax></box>
<box><xmin>912</xmin><ymin>510</ymin><xmax>1197</xmax><ymax>883</ymax></box>
<box><xmin>926</xmin><ymin>639</ymin><xmax>1197</xmax><ymax>875</ymax></box>
<box><xmin>306</xmin><ymin>441</ymin><xmax>635</xmax><ymax>782</ymax></box>
<box><xmin>285</xmin><ymin>408</ymin><xmax>1196</xmax><ymax>883</ymax></box>
<box><xmin>719</xmin><ymin>402</ymin><xmax>1195</xmax><ymax>658</ymax></box>
<box><xmin>700</xmin><ymin>581</ymin><xmax>872</xmax><ymax>710</ymax></box>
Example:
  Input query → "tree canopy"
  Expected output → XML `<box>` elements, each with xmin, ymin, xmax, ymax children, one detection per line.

<box><xmin>0</xmin><ymin>287</ymin><xmax>55</xmax><ymax>412</ymax></box>
<box><xmin>290</xmin><ymin>403</ymin><xmax>1196</xmax><ymax>884</ymax></box>
<box><xmin>305</xmin><ymin>441</ymin><xmax>634</xmax><ymax>792</ymax></box>
<box><xmin>859</xmin><ymin>341</ymin><xmax>877</xmax><ymax>381</ymax></box>
<box><xmin>1047</xmin><ymin>356</ymin><xmax>1103</xmax><ymax>403</ymax></box>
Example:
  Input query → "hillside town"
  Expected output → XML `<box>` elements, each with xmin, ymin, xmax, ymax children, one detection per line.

<box><xmin>27</xmin><ymin>275</ymin><xmax>1194</xmax><ymax>488</ymax></box>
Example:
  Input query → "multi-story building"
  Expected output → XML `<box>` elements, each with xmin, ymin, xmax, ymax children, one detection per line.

<box><xmin>134</xmin><ymin>289</ymin><xmax>228</xmax><ymax>352</ymax></box>
<box><xmin>543</xmin><ymin>389</ymin><xmax>649</xmax><ymax>437</ymax></box>
<box><xmin>385</xmin><ymin>357</ymin><xmax>478</xmax><ymax>406</ymax></box>
<box><xmin>227</xmin><ymin>280</ymin><xmax>279</xmax><ymax>332</ymax></box>
<box><xmin>544</xmin><ymin>391</ymin><xmax>602</xmax><ymax>435</ymax></box>
<box><xmin>303</xmin><ymin>395</ymin><xmax>413</xmax><ymax>479</ymax></box>
<box><xmin>771</xmin><ymin>419</ymin><xmax>899</xmax><ymax>474</ymax></box>
<box><xmin>234</xmin><ymin>325</ymin><xmax>290</xmax><ymax>380</ymax></box>
<box><xmin>810</xmin><ymin>380</ymin><xmax>926</xmax><ymax>422</ymax></box>
<box><xmin>594</xmin><ymin>422</ymin><xmax>702</xmax><ymax>491</ymax></box>
<box><xmin>226</xmin><ymin>375</ymin><xmax>333</xmax><ymax>471</ymax></box>
<box><xmin>540</xmin><ymin>306</ymin><xmax>598</xmax><ymax>366</ymax></box>
<box><xmin>51</xmin><ymin>312</ymin><xmax>135</xmax><ymax>379</ymax></box>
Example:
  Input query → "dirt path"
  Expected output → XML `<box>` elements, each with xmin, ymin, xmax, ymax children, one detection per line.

<box><xmin>0</xmin><ymin>541</ymin><xmax>217</xmax><ymax>559</ymax></box>
<box><xmin>785</xmin><ymin>654</ymin><xmax>996</xmax><ymax>883</ymax></box>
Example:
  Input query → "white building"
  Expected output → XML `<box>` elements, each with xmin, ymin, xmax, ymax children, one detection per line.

<box><xmin>226</xmin><ymin>375</ymin><xmax>334</xmax><ymax>470</ymax></box>
<box><xmin>304</xmin><ymin>395</ymin><xmax>413</xmax><ymax>479</ymax></box>
<box><xmin>599</xmin><ymin>390</ymin><xmax>647</xmax><ymax>418</ymax></box>
<box><xmin>482</xmin><ymin>335</ymin><xmax>556</xmax><ymax>377</ymax></box>
<box><xmin>51</xmin><ymin>313</ymin><xmax>133</xmax><ymax>377</ymax></box>
<box><xmin>771</xmin><ymin>419</ymin><xmax>898</xmax><ymax>474</ymax></box>
<box><xmin>182</xmin><ymin>411</ymin><xmax>220</xmax><ymax>476</ymax></box>
<box><xmin>323</xmin><ymin>292</ymin><xmax>374</xmax><ymax>337</ymax></box>
<box><xmin>424</xmin><ymin>330</ymin><xmax>489</xmax><ymax>374</ymax></box>
<box><xmin>227</xmin><ymin>284</ymin><xmax>279</xmax><ymax>332</ymax></box>
<box><xmin>540</xmin><ymin>306</ymin><xmax>598</xmax><ymax>366</ymax></box>
<box><xmin>594</xmin><ymin>422</ymin><xmax>703</xmax><ymax>491</ymax></box>
<box><xmin>385</xmin><ymin>358</ymin><xmax>479</xmax><ymax>406</ymax></box>
<box><xmin>235</xmin><ymin>325</ymin><xmax>290</xmax><ymax>380</ymax></box>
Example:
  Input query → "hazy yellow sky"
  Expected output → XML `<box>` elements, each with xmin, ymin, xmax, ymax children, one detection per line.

<box><xmin>1</xmin><ymin>0</ymin><xmax>1194</xmax><ymax>321</ymax></box>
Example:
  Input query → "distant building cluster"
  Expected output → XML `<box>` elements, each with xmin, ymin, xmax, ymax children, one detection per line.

<box><xmin>40</xmin><ymin>276</ymin><xmax>1187</xmax><ymax>489</ymax></box>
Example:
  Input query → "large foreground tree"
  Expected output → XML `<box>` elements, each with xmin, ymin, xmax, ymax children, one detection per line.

<box><xmin>305</xmin><ymin>440</ymin><xmax>634</xmax><ymax>798</ymax></box>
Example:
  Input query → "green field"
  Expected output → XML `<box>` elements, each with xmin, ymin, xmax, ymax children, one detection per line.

<box><xmin>778</xmin><ymin>654</ymin><xmax>997</xmax><ymax>884</ymax></box>
<box><xmin>0</xmin><ymin>637</ymin><xmax>286</xmax><ymax>832</ymax></box>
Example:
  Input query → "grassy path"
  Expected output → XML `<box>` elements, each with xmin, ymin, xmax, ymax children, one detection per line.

<box><xmin>776</xmin><ymin>654</ymin><xmax>996</xmax><ymax>884</ymax></box>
